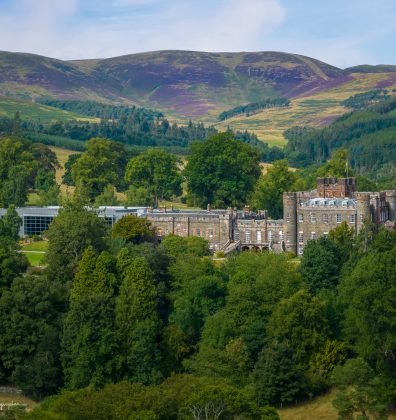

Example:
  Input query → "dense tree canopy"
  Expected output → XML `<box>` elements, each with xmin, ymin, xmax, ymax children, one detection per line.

<box><xmin>184</xmin><ymin>133</ymin><xmax>261</xmax><ymax>208</ymax></box>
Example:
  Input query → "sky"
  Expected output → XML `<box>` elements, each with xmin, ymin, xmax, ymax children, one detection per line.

<box><xmin>0</xmin><ymin>0</ymin><xmax>395</xmax><ymax>68</ymax></box>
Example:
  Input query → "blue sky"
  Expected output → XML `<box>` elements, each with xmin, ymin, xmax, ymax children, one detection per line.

<box><xmin>0</xmin><ymin>0</ymin><xmax>395</xmax><ymax>67</ymax></box>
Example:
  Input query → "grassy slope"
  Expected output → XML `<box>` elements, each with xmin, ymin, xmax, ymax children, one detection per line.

<box><xmin>215</xmin><ymin>73</ymin><xmax>396</xmax><ymax>146</ymax></box>
<box><xmin>0</xmin><ymin>96</ymin><xmax>98</xmax><ymax>123</ymax></box>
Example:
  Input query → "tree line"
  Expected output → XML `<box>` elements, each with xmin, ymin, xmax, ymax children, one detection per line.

<box><xmin>284</xmin><ymin>96</ymin><xmax>396</xmax><ymax>187</ymax></box>
<box><xmin>218</xmin><ymin>98</ymin><xmax>290</xmax><ymax>121</ymax></box>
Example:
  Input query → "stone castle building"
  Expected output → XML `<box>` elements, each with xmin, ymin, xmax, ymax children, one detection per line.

<box><xmin>3</xmin><ymin>177</ymin><xmax>395</xmax><ymax>255</ymax></box>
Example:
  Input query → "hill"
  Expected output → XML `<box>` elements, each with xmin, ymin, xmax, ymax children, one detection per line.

<box><xmin>1</xmin><ymin>50</ymin><xmax>396</xmax><ymax>145</ymax></box>
<box><xmin>0</xmin><ymin>50</ymin><xmax>350</xmax><ymax>118</ymax></box>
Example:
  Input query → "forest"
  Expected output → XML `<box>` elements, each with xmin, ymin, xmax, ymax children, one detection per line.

<box><xmin>284</xmin><ymin>96</ymin><xmax>396</xmax><ymax>186</ymax></box>
<box><xmin>0</xmin><ymin>100</ymin><xmax>285</xmax><ymax>163</ymax></box>
<box><xmin>217</xmin><ymin>98</ymin><xmax>290</xmax><ymax>121</ymax></box>
<box><xmin>0</xmin><ymin>199</ymin><xmax>394</xmax><ymax>419</ymax></box>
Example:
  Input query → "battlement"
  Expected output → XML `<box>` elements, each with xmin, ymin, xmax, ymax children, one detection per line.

<box><xmin>317</xmin><ymin>177</ymin><xmax>356</xmax><ymax>198</ymax></box>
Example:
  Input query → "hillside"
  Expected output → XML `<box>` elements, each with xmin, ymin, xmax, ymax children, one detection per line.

<box><xmin>1</xmin><ymin>50</ymin><xmax>396</xmax><ymax>145</ymax></box>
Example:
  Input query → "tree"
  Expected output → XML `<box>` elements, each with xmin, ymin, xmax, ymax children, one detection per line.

<box><xmin>0</xmin><ymin>205</ymin><xmax>22</xmax><ymax>240</ymax></box>
<box><xmin>125</xmin><ymin>149</ymin><xmax>182</xmax><ymax>207</ymax></box>
<box><xmin>61</xmin><ymin>296</ymin><xmax>120</xmax><ymax>390</ymax></box>
<box><xmin>331</xmin><ymin>358</ymin><xmax>390</xmax><ymax>419</ymax></box>
<box><xmin>159</xmin><ymin>234</ymin><xmax>210</xmax><ymax>259</ymax></box>
<box><xmin>170</xmin><ymin>275</ymin><xmax>226</xmax><ymax>346</ymax></box>
<box><xmin>0</xmin><ymin>238</ymin><xmax>28</xmax><ymax>293</ymax></box>
<box><xmin>94</xmin><ymin>184</ymin><xmax>120</xmax><ymax>206</ymax></box>
<box><xmin>250</xmin><ymin>159</ymin><xmax>297</xmax><ymax>219</ymax></box>
<box><xmin>253</xmin><ymin>341</ymin><xmax>308</xmax><ymax>407</ymax></box>
<box><xmin>0</xmin><ymin>275</ymin><xmax>66</xmax><ymax>399</ymax></box>
<box><xmin>72</xmin><ymin>138</ymin><xmax>127</xmax><ymax>201</ymax></box>
<box><xmin>115</xmin><ymin>258</ymin><xmax>163</xmax><ymax>383</ymax></box>
<box><xmin>34</xmin><ymin>168</ymin><xmax>56</xmax><ymax>192</ymax></box>
<box><xmin>266</xmin><ymin>290</ymin><xmax>330</xmax><ymax>369</ymax></box>
<box><xmin>299</xmin><ymin>236</ymin><xmax>341</xmax><ymax>294</ymax></box>
<box><xmin>124</xmin><ymin>185</ymin><xmax>153</xmax><ymax>206</ymax></box>
<box><xmin>0</xmin><ymin>164</ymin><xmax>30</xmax><ymax>206</ymax></box>
<box><xmin>112</xmin><ymin>214</ymin><xmax>155</xmax><ymax>244</ymax></box>
<box><xmin>328</xmin><ymin>221</ymin><xmax>355</xmax><ymax>264</ymax></box>
<box><xmin>316</xmin><ymin>149</ymin><xmax>354</xmax><ymax>178</ymax></box>
<box><xmin>37</xmin><ymin>184</ymin><xmax>60</xmax><ymax>206</ymax></box>
<box><xmin>45</xmin><ymin>206</ymin><xmax>108</xmax><ymax>281</ymax></box>
<box><xmin>184</xmin><ymin>133</ymin><xmax>261</xmax><ymax>208</ymax></box>
<box><xmin>338</xmin><ymin>245</ymin><xmax>396</xmax><ymax>376</ymax></box>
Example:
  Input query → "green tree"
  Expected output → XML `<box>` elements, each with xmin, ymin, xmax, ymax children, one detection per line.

<box><xmin>94</xmin><ymin>184</ymin><xmax>120</xmax><ymax>206</ymax></box>
<box><xmin>0</xmin><ymin>205</ymin><xmax>22</xmax><ymax>240</ymax></box>
<box><xmin>34</xmin><ymin>168</ymin><xmax>56</xmax><ymax>192</ymax></box>
<box><xmin>170</xmin><ymin>275</ymin><xmax>226</xmax><ymax>346</ymax></box>
<box><xmin>250</xmin><ymin>159</ymin><xmax>297</xmax><ymax>219</ymax></box>
<box><xmin>299</xmin><ymin>236</ymin><xmax>341</xmax><ymax>294</ymax></box>
<box><xmin>37</xmin><ymin>184</ymin><xmax>60</xmax><ymax>206</ymax></box>
<box><xmin>115</xmin><ymin>258</ymin><xmax>163</xmax><ymax>383</ymax></box>
<box><xmin>0</xmin><ymin>164</ymin><xmax>30</xmax><ymax>206</ymax></box>
<box><xmin>253</xmin><ymin>341</ymin><xmax>308</xmax><ymax>407</ymax></box>
<box><xmin>184</xmin><ymin>133</ymin><xmax>261</xmax><ymax>208</ymax></box>
<box><xmin>124</xmin><ymin>185</ymin><xmax>153</xmax><ymax>206</ymax></box>
<box><xmin>331</xmin><ymin>358</ymin><xmax>390</xmax><ymax>419</ymax></box>
<box><xmin>316</xmin><ymin>149</ymin><xmax>354</xmax><ymax>178</ymax></box>
<box><xmin>45</xmin><ymin>206</ymin><xmax>107</xmax><ymax>281</ymax></box>
<box><xmin>0</xmin><ymin>276</ymin><xmax>66</xmax><ymax>399</ymax></box>
<box><xmin>159</xmin><ymin>234</ymin><xmax>210</xmax><ymax>259</ymax></box>
<box><xmin>328</xmin><ymin>221</ymin><xmax>355</xmax><ymax>264</ymax></box>
<box><xmin>125</xmin><ymin>149</ymin><xmax>182</xmax><ymax>207</ymax></box>
<box><xmin>112</xmin><ymin>214</ymin><xmax>155</xmax><ymax>244</ymax></box>
<box><xmin>72</xmin><ymin>138</ymin><xmax>127</xmax><ymax>201</ymax></box>
<box><xmin>338</xmin><ymin>244</ymin><xmax>396</xmax><ymax>376</ymax></box>
<box><xmin>61</xmin><ymin>296</ymin><xmax>120</xmax><ymax>390</ymax></box>
<box><xmin>266</xmin><ymin>290</ymin><xmax>330</xmax><ymax>368</ymax></box>
<box><xmin>0</xmin><ymin>239</ymin><xmax>28</xmax><ymax>293</ymax></box>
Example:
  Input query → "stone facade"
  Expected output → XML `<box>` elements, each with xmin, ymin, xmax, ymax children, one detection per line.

<box><xmin>3</xmin><ymin>177</ymin><xmax>395</xmax><ymax>255</ymax></box>
<box><xmin>283</xmin><ymin>178</ymin><xmax>396</xmax><ymax>255</ymax></box>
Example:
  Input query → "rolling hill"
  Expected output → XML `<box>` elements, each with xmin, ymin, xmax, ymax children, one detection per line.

<box><xmin>1</xmin><ymin>49</ymin><xmax>396</xmax><ymax>144</ymax></box>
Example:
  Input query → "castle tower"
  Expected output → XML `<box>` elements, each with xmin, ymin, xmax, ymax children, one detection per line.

<box><xmin>355</xmin><ymin>192</ymin><xmax>371</xmax><ymax>231</ymax></box>
<box><xmin>385</xmin><ymin>191</ymin><xmax>396</xmax><ymax>221</ymax></box>
<box><xmin>283</xmin><ymin>192</ymin><xmax>297</xmax><ymax>254</ymax></box>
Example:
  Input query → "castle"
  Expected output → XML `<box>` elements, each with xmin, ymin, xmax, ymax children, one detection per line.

<box><xmin>2</xmin><ymin>177</ymin><xmax>395</xmax><ymax>255</ymax></box>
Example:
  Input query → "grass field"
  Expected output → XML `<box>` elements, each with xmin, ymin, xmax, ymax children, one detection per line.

<box><xmin>278</xmin><ymin>391</ymin><xmax>338</xmax><ymax>420</ymax></box>
<box><xmin>0</xmin><ymin>392</ymin><xmax>37</xmax><ymax>411</ymax></box>
<box><xmin>215</xmin><ymin>72</ymin><xmax>396</xmax><ymax>146</ymax></box>
<box><xmin>0</xmin><ymin>96</ymin><xmax>98</xmax><ymax>123</ymax></box>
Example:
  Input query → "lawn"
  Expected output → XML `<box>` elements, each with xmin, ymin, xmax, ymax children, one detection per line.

<box><xmin>20</xmin><ymin>240</ymin><xmax>48</xmax><ymax>266</ymax></box>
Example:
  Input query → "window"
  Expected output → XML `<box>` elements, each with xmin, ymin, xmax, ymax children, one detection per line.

<box><xmin>279</xmin><ymin>231</ymin><xmax>284</xmax><ymax>242</ymax></box>
<box><xmin>298</xmin><ymin>213</ymin><xmax>304</xmax><ymax>223</ymax></box>
<box><xmin>349</xmin><ymin>214</ymin><xmax>356</xmax><ymax>224</ymax></box>
<box><xmin>323</xmin><ymin>231</ymin><xmax>329</xmax><ymax>237</ymax></box>
<box><xmin>298</xmin><ymin>231</ymin><xmax>304</xmax><ymax>244</ymax></box>
<box><xmin>234</xmin><ymin>230</ymin><xmax>240</xmax><ymax>241</ymax></box>
<box><xmin>323</xmin><ymin>213</ymin><xmax>329</xmax><ymax>223</ymax></box>
<box><xmin>103</xmin><ymin>216</ymin><xmax>114</xmax><ymax>226</ymax></box>
<box><xmin>286</xmin><ymin>232</ymin><xmax>291</xmax><ymax>243</ymax></box>
<box><xmin>23</xmin><ymin>215</ymin><xmax>54</xmax><ymax>236</ymax></box>
<box><xmin>176</xmin><ymin>223</ymin><xmax>181</xmax><ymax>235</ymax></box>
<box><xmin>310</xmin><ymin>213</ymin><xmax>316</xmax><ymax>223</ymax></box>
<box><xmin>245</xmin><ymin>230</ymin><xmax>251</xmax><ymax>242</ymax></box>
<box><xmin>311</xmin><ymin>232</ymin><xmax>316</xmax><ymax>240</ymax></box>
<box><xmin>196</xmin><ymin>228</ymin><xmax>201</xmax><ymax>236</ymax></box>
<box><xmin>286</xmin><ymin>213</ymin><xmax>290</xmax><ymax>222</ymax></box>
<box><xmin>207</xmin><ymin>228</ymin><xmax>214</xmax><ymax>239</ymax></box>
<box><xmin>298</xmin><ymin>247</ymin><xmax>304</xmax><ymax>255</ymax></box>
<box><xmin>256</xmin><ymin>230</ymin><xmax>262</xmax><ymax>242</ymax></box>
<box><xmin>336</xmin><ymin>214</ymin><xmax>342</xmax><ymax>223</ymax></box>
<box><xmin>268</xmin><ymin>230</ymin><xmax>272</xmax><ymax>242</ymax></box>
<box><xmin>156</xmin><ymin>227</ymin><xmax>163</xmax><ymax>236</ymax></box>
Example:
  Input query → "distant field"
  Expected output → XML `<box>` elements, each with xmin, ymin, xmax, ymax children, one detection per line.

<box><xmin>0</xmin><ymin>392</ymin><xmax>37</xmax><ymax>412</ymax></box>
<box><xmin>0</xmin><ymin>96</ymin><xmax>98</xmax><ymax>123</ymax></box>
<box><xmin>215</xmin><ymin>72</ymin><xmax>396</xmax><ymax>145</ymax></box>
